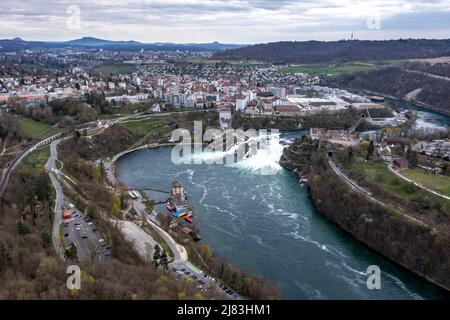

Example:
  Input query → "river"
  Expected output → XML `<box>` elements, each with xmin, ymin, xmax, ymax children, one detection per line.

<box><xmin>115</xmin><ymin>112</ymin><xmax>449</xmax><ymax>300</ymax></box>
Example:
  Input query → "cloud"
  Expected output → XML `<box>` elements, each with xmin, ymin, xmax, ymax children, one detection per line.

<box><xmin>1</xmin><ymin>0</ymin><xmax>450</xmax><ymax>43</ymax></box>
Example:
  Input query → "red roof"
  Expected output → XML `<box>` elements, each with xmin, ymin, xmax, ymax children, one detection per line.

<box><xmin>63</xmin><ymin>210</ymin><xmax>72</xmax><ymax>219</ymax></box>
<box><xmin>181</xmin><ymin>227</ymin><xmax>193</xmax><ymax>234</ymax></box>
<box><xmin>274</xmin><ymin>104</ymin><xmax>301</xmax><ymax>112</ymax></box>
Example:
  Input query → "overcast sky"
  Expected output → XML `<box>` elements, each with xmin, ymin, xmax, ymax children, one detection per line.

<box><xmin>1</xmin><ymin>0</ymin><xmax>450</xmax><ymax>43</ymax></box>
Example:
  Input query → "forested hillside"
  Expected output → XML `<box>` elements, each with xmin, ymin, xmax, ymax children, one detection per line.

<box><xmin>324</xmin><ymin>66</ymin><xmax>450</xmax><ymax>114</ymax></box>
<box><xmin>215</xmin><ymin>39</ymin><xmax>450</xmax><ymax>64</ymax></box>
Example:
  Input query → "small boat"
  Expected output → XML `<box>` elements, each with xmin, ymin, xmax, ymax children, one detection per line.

<box><xmin>166</xmin><ymin>203</ymin><xmax>175</xmax><ymax>212</ymax></box>
<box><xmin>178</xmin><ymin>211</ymin><xmax>188</xmax><ymax>218</ymax></box>
<box><xmin>173</xmin><ymin>209</ymin><xmax>185</xmax><ymax>217</ymax></box>
<box><xmin>184</xmin><ymin>216</ymin><xmax>193</xmax><ymax>223</ymax></box>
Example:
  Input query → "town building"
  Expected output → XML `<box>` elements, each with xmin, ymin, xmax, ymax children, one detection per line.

<box><xmin>171</xmin><ymin>180</ymin><xmax>188</xmax><ymax>211</ymax></box>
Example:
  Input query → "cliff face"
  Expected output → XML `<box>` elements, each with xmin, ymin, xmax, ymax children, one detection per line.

<box><xmin>281</xmin><ymin>140</ymin><xmax>450</xmax><ymax>291</ymax></box>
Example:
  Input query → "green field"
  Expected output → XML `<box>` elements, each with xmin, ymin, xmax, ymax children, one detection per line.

<box><xmin>23</xmin><ymin>146</ymin><xmax>50</xmax><ymax>173</ymax></box>
<box><xmin>94</xmin><ymin>64</ymin><xmax>136</xmax><ymax>75</ymax></box>
<box><xmin>18</xmin><ymin>117</ymin><xmax>60</xmax><ymax>139</ymax></box>
<box><xmin>283</xmin><ymin>63</ymin><xmax>374</xmax><ymax>75</ymax></box>
<box><xmin>120</xmin><ymin>112</ymin><xmax>207</xmax><ymax>136</ymax></box>
<box><xmin>353</xmin><ymin>159</ymin><xmax>420</xmax><ymax>197</ymax></box>
<box><xmin>119</xmin><ymin>117</ymin><xmax>173</xmax><ymax>135</ymax></box>
<box><xmin>402</xmin><ymin>169</ymin><xmax>450</xmax><ymax>197</ymax></box>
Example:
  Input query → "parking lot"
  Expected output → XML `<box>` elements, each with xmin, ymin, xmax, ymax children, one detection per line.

<box><xmin>62</xmin><ymin>201</ymin><xmax>111</xmax><ymax>262</ymax></box>
<box><xmin>171</xmin><ymin>264</ymin><xmax>241</xmax><ymax>300</ymax></box>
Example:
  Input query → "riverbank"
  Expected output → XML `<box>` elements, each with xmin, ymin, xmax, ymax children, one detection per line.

<box><xmin>104</xmin><ymin>142</ymin><xmax>177</xmax><ymax>187</ymax></box>
<box><xmin>108</xmin><ymin>141</ymin><xmax>281</xmax><ymax>299</ymax></box>
<box><xmin>280</xmin><ymin>138</ymin><xmax>450</xmax><ymax>293</ymax></box>
<box><xmin>362</xmin><ymin>90</ymin><xmax>450</xmax><ymax>117</ymax></box>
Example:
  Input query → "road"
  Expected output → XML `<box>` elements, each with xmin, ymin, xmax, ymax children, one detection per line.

<box><xmin>63</xmin><ymin>202</ymin><xmax>110</xmax><ymax>262</ymax></box>
<box><xmin>124</xmin><ymin>193</ymin><xmax>239</xmax><ymax>299</ymax></box>
<box><xmin>0</xmin><ymin>148</ymin><xmax>29</xmax><ymax>197</ymax></box>
<box><xmin>404</xmin><ymin>68</ymin><xmax>450</xmax><ymax>82</ymax></box>
<box><xmin>0</xmin><ymin>132</ymin><xmax>63</xmax><ymax>198</ymax></box>
<box><xmin>46</xmin><ymin>138</ymin><xmax>108</xmax><ymax>261</ymax></box>
<box><xmin>132</xmin><ymin>196</ymin><xmax>188</xmax><ymax>262</ymax></box>
<box><xmin>328</xmin><ymin>156</ymin><xmax>379</xmax><ymax>201</ymax></box>
<box><xmin>45</xmin><ymin>139</ymin><xmax>66</xmax><ymax>260</ymax></box>
<box><xmin>1</xmin><ymin>110</ymin><xmax>212</xmax><ymax>198</ymax></box>
<box><xmin>387</xmin><ymin>162</ymin><xmax>450</xmax><ymax>201</ymax></box>
<box><xmin>113</xmin><ymin>219</ymin><xmax>157</xmax><ymax>262</ymax></box>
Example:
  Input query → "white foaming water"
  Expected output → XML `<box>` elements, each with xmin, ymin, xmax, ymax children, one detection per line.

<box><xmin>191</xmin><ymin>132</ymin><xmax>286</xmax><ymax>175</ymax></box>
<box><xmin>230</xmin><ymin>133</ymin><xmax>285</xmax><ymax>176</ymax></box>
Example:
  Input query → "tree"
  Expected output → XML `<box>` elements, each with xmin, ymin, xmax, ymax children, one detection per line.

<box><xmin>74</xmin><ymin>130</ymin><xmax>81</xmax><ymax>139</ymax></box>
<box><xmin>111</xmin><ymin>196</ymin><xmax>121</xmax><ymax>218</ymax></box>
<box><xmin>152</xmin><ymin>244</ymin><xmax>161</xmax><ymax>268</ymax></box>
<box><xmin>406</xmin><ymin>149</ymin><xmax>418</xmax><ymax>168</ymax></box>
<box><xmin>366</xmin><ymin>140</ymin><xmax>374</xmax><ymax>160</ymax></box>
<box><xmin>193</xmin><ymin>293</ymin><xmax>204</xmax><ymax>300</ymax></box>
<box><xmin>347</xmin><ymin>147</ymin><xmax>353</xmax><ymax>164</ymax></box>
<box><xmin>65</xmin><ymin>243</ymin><xmax>78</xmax><ymax>259</ymax></box>
<box><xmin>159</xmin><ymin>250</ymin><xmax>169</xmax><ymax>270</ymax></box>
<box><xmin>17</xmin><ymin>220</ymin><xmax>30</xmax><ymax>235</ymax></box>
<box><xmin>41</xmin><ymin>231</ymin><xmax>51</xmax><ymax>249</ymax></box>
<box><xmin>442</xmin><ymin>163</ymin><xmax>448</xmax><ymax>174</ymax></box>
<box><xmin>35</xmin><ymin>172</ymin><xmax>51</xmax><ymax>202</ymax></box>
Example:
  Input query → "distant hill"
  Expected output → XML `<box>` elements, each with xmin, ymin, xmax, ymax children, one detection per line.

<box><xmin>214</xmin><ymin>39</ymin><xmax>450</xmax><ymax>64</ymax></box>
<box><xmin>65</xmin><ymin>37</ymin><xmax>140</xmax><ymax>46</ymax></box>
<box><xmin>0</xmin><ymin>37</ymin><xmax>247</xmax><ymax>52</ymax></box>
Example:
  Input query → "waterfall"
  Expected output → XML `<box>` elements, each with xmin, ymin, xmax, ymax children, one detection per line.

<box><xmin>191</xmin><ymin>132</ymin><xmax>288</xmax><ymax>176</ymax></box>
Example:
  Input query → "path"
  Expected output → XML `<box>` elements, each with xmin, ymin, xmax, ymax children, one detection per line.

<box><xmin>328</xmin><ymin>156</ymin><xmax>428</xmax><ymax>227</ymax></box>
<box><xmin>387</xmin><ymin>162</ymin><xmax>450</xmax><ymax>201</ymax></box>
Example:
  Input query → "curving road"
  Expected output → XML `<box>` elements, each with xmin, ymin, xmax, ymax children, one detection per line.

<box><xmin>0</xmin><ymin>133</ymin><xmax>63</xmax><ymax>199</ymax></box>
<box><xmin>387</xmin><ymin>162</ymin><xmax>450</xmax><ymax>201</ymax></box>
<box><xmin>328</xmin><ymin>155</ymin><xmax>428</xmax><ymax>227</ymax></box>
<box><xmin>45</xmin><ymin>139</ymin><xmax>67</xmax><ymax>260</ymax></box>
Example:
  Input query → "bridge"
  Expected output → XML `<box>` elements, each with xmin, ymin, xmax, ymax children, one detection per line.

<box><xmin>130</xmin><ymin>187</ymin><xmax>170</xmax><ymax>194</ymax></box>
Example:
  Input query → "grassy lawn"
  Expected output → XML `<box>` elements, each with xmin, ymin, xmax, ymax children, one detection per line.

<box><xmin>353</xmin><ymin>158</ymin><xmax>420</xmax><ymax>198</ymax></box>
<box><xmin>120</xmin><ymin>117</ymin><xmax>172</xmax><ymax>135</ymax></box>
<box><xmin>340</xmin><ymin>154</ymin><xmax>450</xmax><ymax>213</ymax></box>
<box><xmin>18</xmin><ymin>116</ymin><xmax>60</xmax><ymax>139</ymax></box>
<box><xmin>283</xmin><ymin>63</ymin><xmax>374</xmax><ymax>75</ymax></box>
<box><xmin>23</xmin><ymin>146</ymin><xmax>50</xmax><ymax>173</ymax></box>
<box><xmin>59</xmin><ymin>223</ymin><xmax>66</xmax><ymax>250</ymax></box>
<box><xmin>402</xmin><ymin>169</ymin><xmax>450</xmax><ymax>197</ymax></box>
<box><xmin>94</xmin><ymin>64</ymin><xmax>136</xmax><ymax>75</ymax></box>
